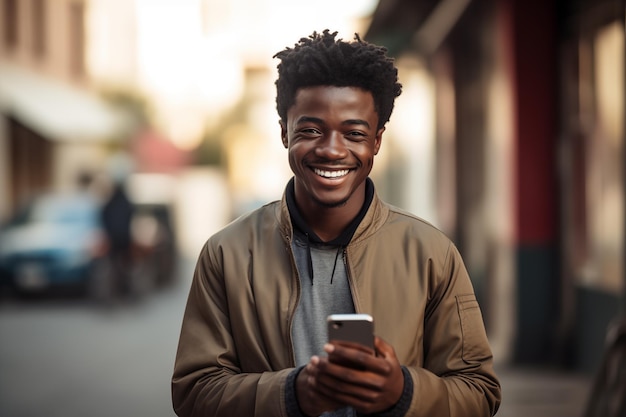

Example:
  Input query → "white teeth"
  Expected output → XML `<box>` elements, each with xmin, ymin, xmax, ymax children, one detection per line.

<box><xmin>314</xmin><ymin>168</ymin><xmax>349</xmax><ymax>178</ymax></box>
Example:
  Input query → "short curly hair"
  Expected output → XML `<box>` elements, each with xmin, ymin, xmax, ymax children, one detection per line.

<box><xmin>273</xmin><ymin>30</ymin><xmax>402</xmax><ymax>130</ymax></box>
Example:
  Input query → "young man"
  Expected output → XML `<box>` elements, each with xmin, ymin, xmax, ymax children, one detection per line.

<box><xmin>172</xmin><ymin>30</ymin><xmax>501</xmax><ymax>417</ymax></box>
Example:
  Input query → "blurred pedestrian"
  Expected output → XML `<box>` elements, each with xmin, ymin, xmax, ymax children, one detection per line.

<box><xmin>172</xmin><ymin>29</ymin><xmax>501</xmax><ymax>417</ymax></box>
<box><xmin>102</xmin><ymin>181</ymin><xmax>133</xmax><ymax>262</ymax></box>
<box><xmin>100</xmin><ymin>154</ymin><xmax>134</xmax><ymax>297</ymax></box>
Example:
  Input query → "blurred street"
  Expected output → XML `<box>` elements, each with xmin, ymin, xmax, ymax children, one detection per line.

<box><xmin>0</xmin><ymin>255</ymin><xmax>594</xmax><ymax>417</ymax></box>
<box><xmin>0</xmin><ymin>255</ymin><xmax>195</xmax><ymax>417</ymax></box>
<box><xmin>496</xmin><ymin>366</ymin><xmax>592</xmax><ymax>417</ymax></box>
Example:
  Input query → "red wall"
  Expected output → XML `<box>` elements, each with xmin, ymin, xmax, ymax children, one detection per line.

<box><xmin>510</xmin><ymin>0</ymin><xmax>559</xmax><ymax>245</ymax></box>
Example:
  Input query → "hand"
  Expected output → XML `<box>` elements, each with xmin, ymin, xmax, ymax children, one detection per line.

<box><xmin>306</xmin><ymin>336</ymin><xmax>405</xmax><ymax>414</ymax></box>
<box><xmin>296</xmin><ymin>358</ymin><xmax>344</xmax><ymax>416</ymax></box>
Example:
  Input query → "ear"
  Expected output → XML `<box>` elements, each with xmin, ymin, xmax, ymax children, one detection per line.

<box><xmin>373</xmin><ymin>127</ymin><xmax>385</xmax><ymax>155</ymax></box>
<box><xmin>280</xmin><ymin>120</ymin><xmax>288</xmax><ymax>148</ymax></box>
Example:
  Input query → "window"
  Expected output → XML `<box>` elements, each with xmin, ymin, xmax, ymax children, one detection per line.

<box><xmin>583</xmin><ymin>22</ymin><xmax>624</xmax><ymax>292</ymax></box>
<box><xmin>31</xmin><ymin>0</ymin><xmax>46</xmax><ymax>57</ymax></box>
<box><xmin>3</xmin><ymin>0</ymin><xmax>18</xmax><ymax>50</ymax></box>
<box><xmin>562</xmin><ymin>20</ymin><xmax>625</xmax><ymax>294</ymax></box>
<box><xmin>69</xmin><ymin>1</ymin><xmax>85</xmax><ymax>77</ymax></box>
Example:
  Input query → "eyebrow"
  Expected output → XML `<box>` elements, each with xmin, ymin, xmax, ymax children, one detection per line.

<box><xmin>295</xmin><ymin>116</ymin><xmax>324</xmax><ymax>125</ymax></box>
<box><xmin>295</xmin><ymin>116</ymin><xmax>371</xmax><ymax>129</ymax></box>
<box><xmin>342</xmin><ymin>119</ymin><xmax>371</xmax><ymax>129</ymax></box>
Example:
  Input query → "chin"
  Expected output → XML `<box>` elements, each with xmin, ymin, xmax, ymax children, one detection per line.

<box><xmin>313</xmin><ymin>195</ymin><xmax>349</xmax><ymax>209</ymax></box>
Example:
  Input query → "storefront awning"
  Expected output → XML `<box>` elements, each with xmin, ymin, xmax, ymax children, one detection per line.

<box><xmin>365</xmin><ymin>0</ymin><xmax>470</xmax><ymax>56</ymax></box>
<box><xmin>0</xmin><ymin>64</ymin><xmax>129</xmax><ymax>142</ymax></box>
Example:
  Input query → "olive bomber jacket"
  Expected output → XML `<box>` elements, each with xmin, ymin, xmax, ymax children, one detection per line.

<box><xmin>171</xmin><ymin>188</ymin><xmax>502</xmax><ymax>417</ymax></box>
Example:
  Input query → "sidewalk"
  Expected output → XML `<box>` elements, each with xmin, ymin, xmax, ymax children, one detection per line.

<box><xmin>496</xmin><ymin>366</ymin><xmax>593</xmax><ymax>417</ymax></box>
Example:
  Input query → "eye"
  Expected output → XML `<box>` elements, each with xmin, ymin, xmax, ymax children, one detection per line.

<box><xmin>346</xmin><ymin>131</ymin><xmax>367</xmax><ymax>141</ymax></box>
<box><xmin>297</xmin><ymin>127</ymin><xmax>322</xmax><ymax>137</ymax></box>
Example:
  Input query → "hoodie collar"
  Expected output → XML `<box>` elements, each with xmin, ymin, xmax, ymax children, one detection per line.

<box><xmin>285</xmin><ymin>177</ymin><xmax>374</xmax><ymax>247</ymax></box>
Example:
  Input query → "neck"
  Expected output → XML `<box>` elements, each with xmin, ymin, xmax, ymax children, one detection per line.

<box><xmin>306</xmin><ymin>194</ymin><xmax>364</xmax><ymax>241</ymax></box>
<box><xmin>302</xmin><ymin>201</ymin><xmax>363</xmax><ymax>242</ymax></box>
<box><xmin>286</xmin><ymin>178</ymin><xmax>374</xmax><ymax>245</ymax></box>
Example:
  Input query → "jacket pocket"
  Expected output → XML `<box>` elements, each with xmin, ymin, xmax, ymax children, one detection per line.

<box><xmin>456</xmin><ymin>294</ymin><xmax>491</xmax><ymax>363</ymax></box>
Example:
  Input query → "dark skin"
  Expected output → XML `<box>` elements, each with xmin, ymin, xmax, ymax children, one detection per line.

<box><xmin>298</xmin><ymin>338</ymin><xmax>405</xmax><ymax>415</ymax></box>
<box><xmin>280</xmin><ymin>85</ymin><xmax>405</xmax><ymax>415</ymax></box>
<box><xmin>280</xmin><ymin>85</ymin><xmax>381</xmax><ymax>240</ymax></box>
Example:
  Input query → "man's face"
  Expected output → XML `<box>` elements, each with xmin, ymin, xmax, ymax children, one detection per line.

<box><xmin>281</xmin><ymin>86</ymin><xmax>384</xmax><ymax>210</ymax></box>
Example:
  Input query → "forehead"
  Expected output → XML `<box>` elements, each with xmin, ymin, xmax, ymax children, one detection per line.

<box><xmin>288</xmin><ymin>86</ymin><xmax>376</xmax><ymax>121</ymax></box>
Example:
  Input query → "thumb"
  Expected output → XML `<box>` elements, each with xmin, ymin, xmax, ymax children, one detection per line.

<box><xmin>374</xmin><ymin>336</ymin><xmax>396</xmax><ymax>359</ymax></box>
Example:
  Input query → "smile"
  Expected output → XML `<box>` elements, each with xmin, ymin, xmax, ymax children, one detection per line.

<box><xmin>313</xmin><ymin>168</ymin><xmax>350</xmax><ymax>178</ymax></box>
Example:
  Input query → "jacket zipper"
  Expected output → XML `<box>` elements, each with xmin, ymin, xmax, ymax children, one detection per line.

<box><xmin>343</xmin><ymin>247</ymin><xmax>361</xmax><ymax>313</ymax></box>
<box><xmin>284</xmin><ymin>234</ymin><xmax>299</xmax><ymax>367</ymax></box>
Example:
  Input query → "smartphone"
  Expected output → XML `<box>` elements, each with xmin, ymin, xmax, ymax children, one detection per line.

<box><xmin>327</xmin><ymin>313</ymin><xmax>374</xmax><ymax>350</ymax></box>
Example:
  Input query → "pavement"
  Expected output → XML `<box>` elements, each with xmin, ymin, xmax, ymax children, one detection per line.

<box><xmin>496</xmin><ymin>365</ymin><xmax>594</xmax><ymax>417</ymax></box>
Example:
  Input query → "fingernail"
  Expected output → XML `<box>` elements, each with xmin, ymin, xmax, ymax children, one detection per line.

<box><xmin>324</xmin><ymin>343</ymin><xmax>334</xmax><ymax>353</ymax></box>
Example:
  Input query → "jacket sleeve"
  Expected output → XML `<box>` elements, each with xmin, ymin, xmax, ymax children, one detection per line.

<box><xmin>405</xmin><ymin>243</ymin><xmax>501</xmax><ymax>417</ymax></box>
<box><xmin>171</xmin><ymin>241</ymin><xmax>291</xmax><ymax>417</ymax></box>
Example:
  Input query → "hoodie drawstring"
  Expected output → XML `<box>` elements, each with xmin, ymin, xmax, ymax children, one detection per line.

<box><xmin>306</xmin><ymin>232</ymin><xmax>343</xmax><ymax>285</ymax></box>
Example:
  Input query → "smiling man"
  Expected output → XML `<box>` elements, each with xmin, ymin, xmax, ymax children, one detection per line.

<box><xmin>172</xmin><ymin>30</ymin><xmax>501</xmax><ymax>417</ymax></box>
<box><xmin>283</xmin><ymin>85</ymin><xmax>381</xmax><ymax>237</ymax></box>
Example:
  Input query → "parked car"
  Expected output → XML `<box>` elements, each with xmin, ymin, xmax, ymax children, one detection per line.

<box><xmin>0</xmin><ymin>191</ymin><xmax>177</xmax><ymax>299</ymax></box>
<box><xmin>0</xmin><ymin>192</ymin><xmax>106</xmax><ymax>295</ymax></box>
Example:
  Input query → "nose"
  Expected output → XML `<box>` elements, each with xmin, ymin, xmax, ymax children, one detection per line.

<box><xmin>315</xmin><ymin>131</ymin><xmax>348</xmax><ymax>159</ymax></box>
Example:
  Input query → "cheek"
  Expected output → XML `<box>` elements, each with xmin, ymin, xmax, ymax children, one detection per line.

<box><xmin>288</xmin><ymin>142</ymin><xmax>309</xmax><ymax>161</ymax></box>
<box><xmin>287</xmin><ymin>148</ymin><xmax>300</xmax><ymax>171</ymax></box>
<box><xmin>357</xmin><ymin>146</ymin><xmax>377</xmax><ymax>169</ymax></box>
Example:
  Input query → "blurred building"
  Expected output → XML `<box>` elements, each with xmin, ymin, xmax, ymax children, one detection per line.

<box><xmin>7</xmin><ymin>0</ymin><xmax>618</xmax><ymax>377</ymax></box>
<box><xmin>366</xmin><ymin>0</ymin><xmax>625</xmax><ymax>373</ymax></box>
<box><xmin>0</xmin><ymin>0</ymin><xmax>375</xmax><ymax>258</ymax></box>
<box><xmin>0</xmin><ymin>0</ymin><xmax>133</xmax><ymax>221</ymax></box>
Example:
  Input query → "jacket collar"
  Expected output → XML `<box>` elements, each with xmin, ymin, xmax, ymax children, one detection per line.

<box><xmin>279</xmin><ymin>177</ymin><xmax>388</xmax><ymax>246</ymax></box>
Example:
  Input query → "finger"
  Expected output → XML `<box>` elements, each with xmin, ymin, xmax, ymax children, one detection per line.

<box><xmin>374</xmin><ymin>336</ymin><xmax>396</xmax><ymax>359</ymax></box>
<box><xmin>318</xmin><ymin>338</ymin><xmax>405</xmax><ymax>415</ymax></box>
<box><xmin>313</xmin><ymin>372</ymin><xmax>389</xmax><ymax>415</ymax></box>
<box><xmin>328</xmin><ymin>340</ymin><xmax>375</xmax><ymax>355</ymax></box>
<box><xmin>298</xmin><ymin>360</ymin><xmax>345</xmax><ymax>415</ymax></box>
<box><xmin>316</xmin><ymin>356</ymin><xmax>387</xmax><ymax>393</ymax></box>
<box><xmin>314</xmin><ymin>361</ymin><xmax>403</xmax><ymax>415</ymax></box>
<box><xmin>313</xmin><ymin>369</ymin><xmax>384</xmax><ymax>404</ymax></box>
<box><xmin>325</xmin><ymin>343</ymin><xmax>389</xmax><ymax>374</ymax></box>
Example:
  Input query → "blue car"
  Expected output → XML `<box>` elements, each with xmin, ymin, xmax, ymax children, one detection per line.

<box><xmin>0</xmin><ymin>192</ymin><xmax>106</xmax><ymax>294</ymax></box>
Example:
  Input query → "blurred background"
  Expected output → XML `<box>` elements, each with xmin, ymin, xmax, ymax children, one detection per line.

<box><xmin>0</xmin><ymin>0</ymin><xmax>624</xmax><ymax>416</ymax></box>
